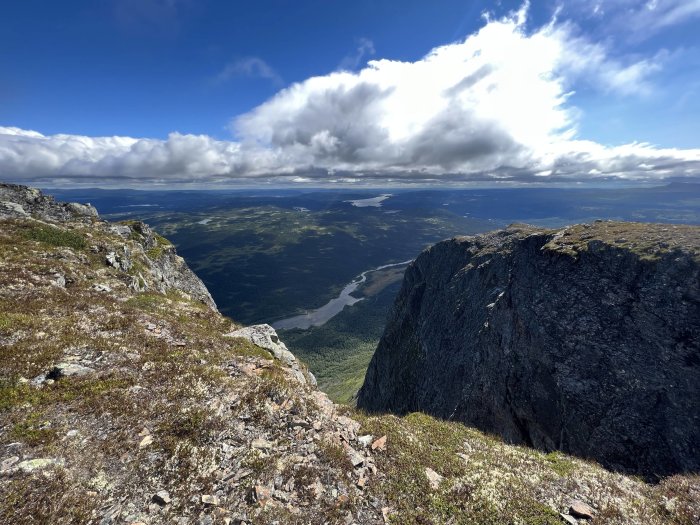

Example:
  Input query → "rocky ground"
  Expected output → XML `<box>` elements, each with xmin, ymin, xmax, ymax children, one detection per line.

<box><xmin>1</xmin><ymin>183</ymin><xmax>698</xmax><ymax>524</ymax></box>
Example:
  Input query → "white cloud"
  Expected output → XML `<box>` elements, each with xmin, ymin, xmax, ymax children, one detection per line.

<box><xmin>625</xmin><ymin>0</ymin><xmax>700</xmax><ymax>33</ymax></box>
<box><xmin>1</xmin><ymin>4</ymin><xmax>699</xmax><ymax>187</ymax></box>
<box><xmin>575</xmin><ymin>0</ymin><xmax>700</xmax><ymax>39</ymax></box>
<box><xmin>337</xmin><ymin>38</ymin><xmax>376</xmax><ymax>71</ymax></box>
<box><xmin>547</xmin><ymin>22</ymin><xmax>664</xmax><ymax>96</ymax></box>
<box><xmin>214</xmin><ymin>57</ymin><xmax>283</xmax><ymax>86</ymax></box>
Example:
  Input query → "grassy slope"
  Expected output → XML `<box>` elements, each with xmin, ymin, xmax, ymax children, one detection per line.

<box><xmin>353</xmin><ymin>410</ymin><xmax>699</xmax><ymax>524</ymax></box>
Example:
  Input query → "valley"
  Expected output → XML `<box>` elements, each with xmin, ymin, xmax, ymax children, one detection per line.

<box><xmin>272</xmin><ymin>260</ymin><xmax>411</xmax><ymax>331</ymax></box>
<box><xmin>49</xmin><ymin>183</ymin><xmax>700</xmax><ymax>403</ymax></box>
<box><xmin>2</xmin><ymin>182</ymin><xmax>698</xmax><ymax>524</ymax></box>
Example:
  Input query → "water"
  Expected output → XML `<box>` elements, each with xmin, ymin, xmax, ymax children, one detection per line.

<box><xmin>344</xmin><ymin>194</ymin><xmax>393</xmax><ymax>207</ymax></box>
<box><xmin>271</xmin><ymin>260</ymin><xmax>412</xmax><ymax>330</ymax></box>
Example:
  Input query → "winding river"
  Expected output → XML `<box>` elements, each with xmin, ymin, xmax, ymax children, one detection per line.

<box><xmin>271</xmin><ymin>260</ymin><xmax>412</xmax><ymax>330</ymax></box>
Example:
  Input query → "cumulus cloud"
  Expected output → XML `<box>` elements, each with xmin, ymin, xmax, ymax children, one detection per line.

<box><xmin>0</xmin><ymin>127</ymin><xmax>250</xmax><ymax>185</ymax></box>
<box><xmin>1</xmin><ymin>4</ymin><xmax>699</xmax><ymax>187</ymax></box>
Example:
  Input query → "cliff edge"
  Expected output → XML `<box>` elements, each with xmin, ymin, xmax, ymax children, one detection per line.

<box><xmin>358</xmin><ymin>222</ymin><xmax>700</xmax><ymax>478</ymax></box>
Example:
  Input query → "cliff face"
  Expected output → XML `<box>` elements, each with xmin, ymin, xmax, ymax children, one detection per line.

<box><xmin>358</xmin><ymin>222</ymin><xmax>700</xmax><ymax>477</ymax></box>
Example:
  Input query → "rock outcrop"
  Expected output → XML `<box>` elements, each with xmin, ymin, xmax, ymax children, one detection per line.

<box><xmin>358</xmin><ymin>222</ymin><xmax>700</xmax><ymax>477</ymax></box>
<box><xmin>108</xmin><ymin>219</ymin><xmax>217</xmax><ymax>309</ymax></box>
<box><xmin>224</xmin><ymin>324</ymin><xmax>317</xmax><ymax>385</ymax></box>
<box><xmin>0</xmin><ymin>183</ymin><xmax>98</xmax><ymax>222</ymax></box>
<box><xmin>0</xmin><ymin>182</ymin><xmax>216</xmax><ymax>309</ymax></box>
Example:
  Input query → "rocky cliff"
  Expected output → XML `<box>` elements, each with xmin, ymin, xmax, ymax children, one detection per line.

<box><xmin>358</xmin><ymin>222</ymin><xmax>700</xmax><ymax>478</ymax></box>
<box><xmin>0</xmin><ymin>183</ymin><xmax>216</xmax><ymax>309</ymax></box>
<box><xmin>2</xmin><ymin>185</ymin><xmax>698</xmax><ymax>524</ymax></box>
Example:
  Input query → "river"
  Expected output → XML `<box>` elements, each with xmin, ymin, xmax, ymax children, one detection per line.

<box><xmin>271</xmin><ymin>260</ymin><xmax>412</xmax><ymax>330</ymax></box>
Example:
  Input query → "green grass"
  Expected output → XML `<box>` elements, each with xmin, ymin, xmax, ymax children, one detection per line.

<box><xmin>0</xmin><ymin>469</ymin><xmax>97</xmax><ymax>524</ymax></box>
<box><xmin>0</xmin><ymin>376</ymin><xmax>135</xmax><ymax>413</ymax></box>
<box><xmin>146</xmin><ymin>232</ymin><xmax>172</xmax><ymax>260</ymax></box>
<box><xmin>0</xmin><ymin>312</ymin><xmax>34</xmax><ymax>335</ymax></box>
<box><xmin>9</xmin><ymin>411</ymin><xmax>59</xmax><ymax>447</ymax></box>
<box><xmin>542</xmin><ymin>221</ymin><xmax>700</xmax><ymax>262</ymax></box>
<box><xmin>125</xmin><ymin>292</ymin><xmax>171</xmax><ymax>310</ymax></box>
<box><xmin>544</xmin><ymin>451</ymin><xmax>576</xmax><ymax>476</ymax></box>
<box><xmin>21</xmin><ymin>223</ymin><xmax>87</xmax><ymax>250</ymax></box>
<box><xmin>352</xmin><ymin>411</ymin><xmax>568</xmax><ymax>524</ymax></box>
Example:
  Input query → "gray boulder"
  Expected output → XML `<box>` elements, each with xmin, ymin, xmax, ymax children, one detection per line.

<box><xmin>225</xmin><ymin>324</ymin><xmax>308</xmax><ymax>384</ymax></box>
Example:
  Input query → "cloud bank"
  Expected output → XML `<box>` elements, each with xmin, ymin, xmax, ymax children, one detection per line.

<box><xmin>2</xmin><ymin>4</ymin><xmax>699</xmax><ymax>187</ymax></box>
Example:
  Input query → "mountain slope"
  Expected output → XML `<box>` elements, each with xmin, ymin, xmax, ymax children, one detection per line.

<box><xmin>358</xmin><ymin>222</ymin><xmax>700</xmax><ymax>478</ymax></box>
<box><xmin>1</xmin><ymin>184</ymin><xmax>698</xmax><ymax>524</ymax></box>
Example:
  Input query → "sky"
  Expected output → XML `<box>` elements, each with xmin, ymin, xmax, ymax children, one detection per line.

<box><xmin>1</xmin><ymin>0</ymin><xmax>700</xmax><ymax>187</ymax></box>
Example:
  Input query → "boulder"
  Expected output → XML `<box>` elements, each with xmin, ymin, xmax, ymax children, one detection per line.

<box><xmin>225</xmin><ymin>324</ymin><xmax>308</xmax><ymax>384</ymax></box>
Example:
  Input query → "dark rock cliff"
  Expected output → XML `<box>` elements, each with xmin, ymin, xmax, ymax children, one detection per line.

<box><xmin>357</xmin><ymin>222</ymin><xmax>700</xmax><ymax>477</ymax></box>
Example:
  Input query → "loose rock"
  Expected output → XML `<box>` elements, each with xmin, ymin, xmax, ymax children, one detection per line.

<box><xmin>425</xmin><ymin>467</ymin><xmax>443</xmax><ymax>490</ymax></box>
<box><xmin>16</xmin><ymin>458</ymin><xmax>64</xmax><ymax>473</ymax></box>
<box><xmin>371</xmin><ymin>435</ymin><xmax>387</xmax><ymax>451</ymax></box>
<box><xmin>559</xmin><ymin>513</ymin><xmax>578</xmax><ymax>525</ymax></box>
<box><xmin>201</xmin><ymin>494</ymin><xmax>220</xmax><ymax>506</ymax></box>
<box><xmin>569</xmin><ymin>500</ymin><xmax>595</xmax><ymax>520</ymax></box>
<box><xmin>152</xmin><ymin>490</ymin><xmax>171</xmax><ymax>506</ymax></box>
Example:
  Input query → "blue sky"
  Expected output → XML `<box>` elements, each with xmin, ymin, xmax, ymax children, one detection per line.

<box><xmin>1</xmin><ymin>0</ymin><xmax>699</xmax><ymax>187</ymax></box>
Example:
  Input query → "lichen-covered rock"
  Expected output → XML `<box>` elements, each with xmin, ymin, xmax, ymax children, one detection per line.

<box><xmin>121</xmin><ymin>220</ymin><xmax>217</xmax><ymax>309</ymax></box>
<box><xmin>47</xmin><ymin>362</ymin><xmax>96</xmax><ymax>380</ymax></box>
<box><xmin>0</xmin><ymin>182</ymin><xmax>215</xmax><ymax>309</ymax></box>
<box><xmin>358</xmin><ymin>222</ymin><xmax>700</xmax><ymax>477</ymax></box>
<box><xmin>14</xmin><ymin>458</ymin><xmax>64</xmax><ymax>473</ymax></box>
<box><xmin>225</xmin><ymin>324</ymin><xmax>310</xmax><ymax>384</ymax></box>
<box><xmin>0</xmin><ymin>183</ymin><xmax>97</xmax><ymax>222</ymax></box>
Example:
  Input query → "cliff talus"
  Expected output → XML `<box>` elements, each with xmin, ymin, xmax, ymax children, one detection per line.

<box><xmin>358</xmin><ymin>222</ymin><xmax>700</xmax><ymax>477</ymax></box>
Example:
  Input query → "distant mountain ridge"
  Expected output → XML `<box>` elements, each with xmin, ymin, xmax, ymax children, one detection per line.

<box><xmin>358</xmin><ymin>221</ymin><xmax>700</xmax><ymax>477</ymax></box>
